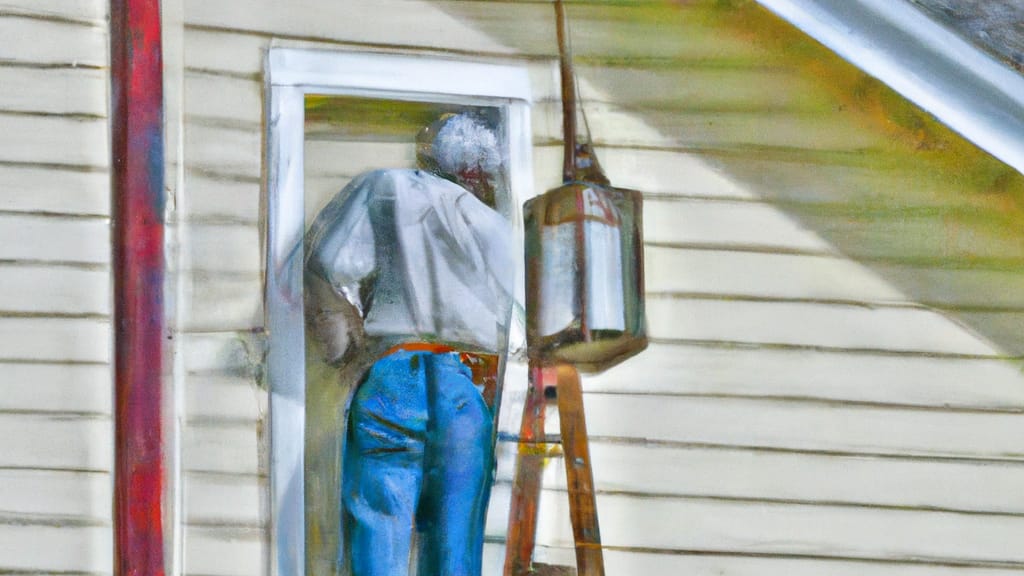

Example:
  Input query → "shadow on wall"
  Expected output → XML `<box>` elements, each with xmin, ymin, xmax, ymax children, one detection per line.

<box><xmin>433</xmin><ymin>0</ymin><xmax>1024</xmax><ymax>358</ymax></box>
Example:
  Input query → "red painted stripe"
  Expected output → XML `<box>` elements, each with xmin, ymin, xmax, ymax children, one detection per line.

<box><xmin>110</xmin><ymin>0</ymin><xmax>166</xmax><ymax>574</ymax></box>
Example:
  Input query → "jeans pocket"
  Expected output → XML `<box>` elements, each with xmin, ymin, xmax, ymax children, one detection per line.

<box><xmin>353</xmin><ymin>409</ymin><xmax>426</xmax><ymax>457</ymax></box>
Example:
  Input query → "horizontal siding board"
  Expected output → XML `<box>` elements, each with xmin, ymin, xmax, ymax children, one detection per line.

<box><xmin>0</xmin><ymin>66</ymin><xmax>106</xmax><ymax>116</ymax></box>
<box><xmin>183</xmin><ymin>0</ymin><xmax>513</xmax><ymax>55</ymax></box>
<box><xmin>181</xmin><ymin>271</ymin><xmax>263</xmax><ymax>332</ymax></box>
<box><xmin>795</xmin><ymin>210</ymin><xmax>1024</xmax><ymax>263</ymax></box>
<box><xmin>0</xmin><ymin>16</ymin><xmax>107</xmax><ymax>67</ymax></box>
<box><xmin>0</xmin><ymin>0</ymin><xmax>108</xmax><ymax>22</ymax></box>
<box><xmin>0</xmin><ymin>468</ymin><xmax>110</xmax><ymax>520</ymax></box>
<box><xmin>585</xmin><ymin>342</ymin><xmax>1024</xmax><ymax>409</ymax></box>
<box><xmin>183</xmin><ymin>27</ymin><xmax>268</xmax><ymax>77</ymax></box>
<box><xmin>0</xmin><ymin>362</ymin><xmax>111</xmax><ymax>414</ymax></box>
<box><xmin>722</xmin><ymin>156</ymin><xmax>1017</xmax><ymax>210</ymax></box>
<box><xmin>643</xmin><ymin>197</ymin><xmax>833</xmax><ymax>252</ymax></box>
<box><xmin>960</xmin><ymin>311</ymin><xmax>1024</xmax><ymax>357</ymax></box>
<box><xmin>0</xmin><ymin>524</ymin><xmax>111</xmax><ymax>573</ymax></box>
<box><xmin>527</xmin><ymin>58</ymin><xmax>560</xmax><ymax>103</ymax></box>
<box><xmin>0</xmin><ymin>165</ymin><xmax>109</xmax><ymax>216</ymax></box>
<box><xmin>180</xmin><ymin>331</ymin><xmax>264</xmax><ymax>377</ymax></box>
<box><xmin>532</xmin><ymin>99</ymin><xmax>668</xmax><ymax>146</ymax></box>
<box><xmin>0</xmin><ymin>414</ymin><xmax>110</xmax><ymax>471</ymax></box>
<box><xmin>185</xmin><ymin>122</ymin><xmax>261</xmax><ymax>177</ymax></box>
<box><xmin>530</xmin><ymin>143</ymin><xmax>569</xmax><ymax>194</ymax></box>
<box><xmin>0</xmin><ymin>265</ymin><xmax>109</xmax><ymax>315</ymax></box>
<box><xmin>0</xmin><ymin>318</ymin><xmax>110</xmax><ymax>363</ymax></box>
<box><xmin>182</xmin><ymin>170</ymin><xmax>260</xmax><ymax>223</ymax></box>
<box><xmin>184</xmin><ymin>423</ymin><xmax>261</xmax><ymax>475</ymax></box>
<box><xmin>595</xmin><ymin>146</ymin><xmax>754</xmax><ymax>199</ymax></box>
<box><xmin>184</xmin><ymin>472</ymin><xmax>263</xmax><ymax>526</ymax></box>
<box><xmin>179</xmin><ymin>222</ymin><xmax>260</xmax><ymax>274</ymax></box>
<box><xmin>0</xmin><ymin>213</ymin><xmax>109</xmax><ymax>264</ymax></box>
<box><xmin>509</xmin><ymin>441</ymin><xmax>1024</xmax><ymax>516</ymax></box>
<box><xmin>185</xmin><ymin>526</ymin><xmax>264</xmax><ymax>576</ymax></box>
<box><xmin>645</xmin><ymin>296</ymin><xmax>996</xmax><ymax>355</ymax></box>
<box><xmin>634</xmin><ymin>106</ymin><xmax>888</xmax><ymax>151</ymax></box>
<box><xmin>0</xmin><ymin>114</ymin><xmax>108</xmax><ymax>167</ymax></box>
<box><xmin>868</xmin><ymin>264</ymin><xmax>1024</xmax><ymax>310</ymax></box>
<box><xmin>530</xmin><ymin>100</ymin><xmax>571</xmax><ymax>143</ymax></box>
<box><xmin>573</xmin><ymin>64</ymin><xmax>827</xmax><ymax>113</ymax></box>
<box><xmin>186</xmin><ymin>375</ymin><xmax>266</xmax><ymax>423</ymax></box>
<box><xmin>184</xmin><ymin>71</ymin><xmax>262</xmax><ymax>125</ymax></box>
<box><xmin>539</xmin><ymin>144</ymin><xmax>773</xmax><ymax>201</ymax></box>
<box><xmin>644</xmin><ymin>246</ymin><xmax>904</xmax><ymax>302</ymax></box>
<box><xmin>579</xmin><ymin>394</ymin><xmax>1024</xmax><ymax>460</ymax></box>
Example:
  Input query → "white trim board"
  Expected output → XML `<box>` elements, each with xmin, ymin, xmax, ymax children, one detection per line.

<box><xmin>756</xmin><ymin>0</ymin><xmax>1024</xmax><ymax>175</ymax></box>
<box><xmin>268</xmin><ymin>49</ymin><xmax>532</xmax><ymax>101</ymax></box>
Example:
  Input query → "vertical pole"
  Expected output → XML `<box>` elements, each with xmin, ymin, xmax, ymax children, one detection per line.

<box><xmin>555</xmin><ymin>0</ymin><xmax>577</xmax><ymax>184</ymax></box>
<box><xmin>556</xmin><ymin>365</ymin><xmax>605</xmax><ymax>576</ymax></box>
<box><xmin>110</xmin><ymin>0</ymin><xmax>166</xmax><ymax>574</ymax></box>
<box><xmin>504</xmin><ymin>362</ymin><xmax>555</xmax><ymax>576</ymax></box>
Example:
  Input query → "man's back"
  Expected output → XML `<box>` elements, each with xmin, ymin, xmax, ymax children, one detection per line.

<box><xmin>306</xmin><ymin>168</ymin><xmax>514</xmax><ymax>353</ymax></box>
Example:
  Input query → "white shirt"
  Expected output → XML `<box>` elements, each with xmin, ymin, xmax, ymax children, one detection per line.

<box><xmin>305</xmin><ymin>169</ymin><xmax>514</xmax><ymax>353</ymax></box>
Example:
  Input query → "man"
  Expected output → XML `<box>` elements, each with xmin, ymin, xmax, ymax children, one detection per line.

<box><xmin>305</xmin><ymin>114</ymin><xmax>515</xmax><ymax>576</ymax></box>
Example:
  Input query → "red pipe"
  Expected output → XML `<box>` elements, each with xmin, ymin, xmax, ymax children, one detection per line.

<box><xmin>110</xmin><ymin>0</ymin><xmax>166</xmax><ymax>574</ymax></box>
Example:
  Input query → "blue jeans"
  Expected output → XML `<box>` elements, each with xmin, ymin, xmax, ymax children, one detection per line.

<box><xmin>342</xmin><ymin>349</ymin><xmax>494</xmax><ymax>576</ymax></box>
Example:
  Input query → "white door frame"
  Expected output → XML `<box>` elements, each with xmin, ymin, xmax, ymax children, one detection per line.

<box><xmin>263</xmin><ymin>47</ymin><xmax>533</xmax><ymax>576</ymax></box>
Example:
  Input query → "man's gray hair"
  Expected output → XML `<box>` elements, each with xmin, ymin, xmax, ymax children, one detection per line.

<box><xmin>417</xmin><ymin>114</ymin><xmax>502</xmax><ymax>179</ymax></box>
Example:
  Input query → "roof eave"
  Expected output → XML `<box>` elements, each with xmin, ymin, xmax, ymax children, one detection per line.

<box><xmin>757</xmin><ymin>0</ymin><xmax>1024</xmax><ymax>176</ymax></box>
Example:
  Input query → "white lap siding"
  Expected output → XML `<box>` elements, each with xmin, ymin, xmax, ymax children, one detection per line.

<box><xmin>165</xmin><ymin>1</ymin><xmax>1024</xmax><ymax>575</ymax></box>
<box><xmin>0</xmin><ymin>1</ymin><xmax>112</xmax><ymax>574</ymax></box>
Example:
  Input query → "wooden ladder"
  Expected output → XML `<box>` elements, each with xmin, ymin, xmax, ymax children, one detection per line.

<box><xmin>503</xmin><ymin>362</ymin><xmax>605</xmax><ymax>576</ymax></box>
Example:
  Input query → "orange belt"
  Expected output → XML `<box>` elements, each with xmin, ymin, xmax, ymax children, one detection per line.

<box><xmin>382</xmin><ymin>342</ymin><xmax>457</xmax><ymax>357</ymax></box>
<box><xmin>381</xmin><ymin>342</ymin><xmax>497</xmax><ymax>368</ymax></box>
<box><xmin>381</xmin><ymin>342</ymin><xmax>500</xmax><ymax>407</ymax></box>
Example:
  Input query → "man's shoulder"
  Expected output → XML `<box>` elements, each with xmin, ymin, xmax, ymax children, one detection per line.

<box><xmin>353</xmin><ymin>169</ymin><xmax>468</xmax><ymax>200</ymax></box>
<box><xmin>355</xmin><ymin>168</ymin><xmax>453</xmax><ymax>186</ymax></box>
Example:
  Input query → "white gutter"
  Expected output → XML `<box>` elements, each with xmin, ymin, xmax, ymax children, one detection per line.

<box><xmin>756</xmin><ymin>0</ymin><xmax>1024</xmax><ymax>176</ymax></box>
